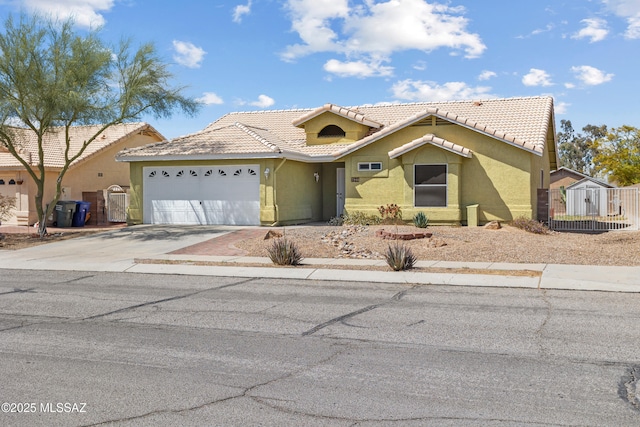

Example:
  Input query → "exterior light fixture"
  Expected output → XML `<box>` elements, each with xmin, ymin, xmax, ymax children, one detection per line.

<box><xmin>314</xmin><ymin>172</ymin><xmax>320</xmax><ymax>182</ymax></box>
<box><xmin>264</xmin><ymin>168</ymin><xmax>270</xmax><ymax>179</ymax></box>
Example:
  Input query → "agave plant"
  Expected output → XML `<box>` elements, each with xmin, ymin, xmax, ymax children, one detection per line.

<box><xmin>267</xmin><ymin>238</ymin><xmax>303</xmax><ymax>266</ymax></box>
<box><xmin>413</xmin><ymin>212</ymin><xmax>429</xmax><ymax>228</ymax></box>
<box><xmin>384</xmin><ymin>242</ymin><xmax>417</xmax><ymax>271</ymax></box>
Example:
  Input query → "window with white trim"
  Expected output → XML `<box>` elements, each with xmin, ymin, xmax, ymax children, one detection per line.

<box><xmin>414</xmin><ymin>164</ymin><xmax>447</xmax><ymax>207</ymax></box>
<box><xmin>357</xmin><ymin>162</ymin><xmax>383</xmax><ymax>172</ymax></box>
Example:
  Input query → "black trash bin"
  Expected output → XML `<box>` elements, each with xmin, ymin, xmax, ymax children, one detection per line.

<box><xmin>55</xmin><ymin>201</ymin><xmax>76</xmax><ymax>227</ymax></box>
<box><xmin>72</xmin><ymin>201</ymin><xmax>91</xmax><ymax>227</ymax></box>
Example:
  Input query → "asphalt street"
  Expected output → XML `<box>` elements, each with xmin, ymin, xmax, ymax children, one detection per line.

<box><xmin>0</xmin><ymin>269</ymin><xmax>639</xmax><ymax>426</ymax></box>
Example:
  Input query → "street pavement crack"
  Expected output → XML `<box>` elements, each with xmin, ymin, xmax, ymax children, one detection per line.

<box><xmin>301</xmin><ymin>287</ymin><xmax>413</xmax><ymax>337</ymax></box>
<box><xmin>0</xmin><ymin>288</ymin><xmax>36</xmax><ymax>296</ymax></box>
<box><xmin>83</xmin><ymin>343</ymin><xmax>350</xmax><ymax>427</ymax></box>
<box><xmin>82</xmin><ymin>277</ymin><xmax>256</xmax><ymax>320</ymax></box>
<box><xmin>535</xmin><ymin>289</ymin><xmax>552</xmax><ymax>358</ymax></box>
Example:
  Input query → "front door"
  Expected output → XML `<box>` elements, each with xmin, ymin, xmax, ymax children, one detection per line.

<box><xmin>336</xmin><ymin>168</ymin><xmax>345</xmax><ymax>216</ymax></box>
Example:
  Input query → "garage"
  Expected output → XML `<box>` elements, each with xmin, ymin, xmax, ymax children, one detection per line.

<box><xmin>143</xmin><ymin>165</ymin><xmax>260</xmax><ymax>225</ymax></box>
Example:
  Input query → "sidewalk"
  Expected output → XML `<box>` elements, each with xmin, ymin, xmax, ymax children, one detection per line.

<box><xmin>1</xmin><ymin>225</ymin><xmax>639</xmax><ymax>293</ymax></box>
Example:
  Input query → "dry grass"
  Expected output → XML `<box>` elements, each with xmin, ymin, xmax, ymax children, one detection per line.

<box><xmin>235</xmin><ymin>224</ymin><xmax>640</xmax><ymax>266</ymax></box>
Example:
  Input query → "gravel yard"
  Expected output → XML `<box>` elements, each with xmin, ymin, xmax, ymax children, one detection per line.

<box><xmin>235</xmin><ymin>224</ymin><xmax>640</xmax><ymax>266</ymax></box>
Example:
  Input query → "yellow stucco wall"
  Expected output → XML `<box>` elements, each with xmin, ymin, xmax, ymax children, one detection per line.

<box><xmin>127</xmin><ymin>158</ymin><xmax>323</xmax><ymax>226</ymax></box>
<box><xmin>338</xmin><ymin>121</ymin><xmax>545</xmax><ymax>224</ymax></box>
<box><xmin>127</xmin><ymin>114</ymin><xmax>553</xmax><ymax>227</ymax></box>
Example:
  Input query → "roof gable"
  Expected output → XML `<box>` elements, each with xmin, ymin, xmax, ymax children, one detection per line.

<box><xmin>292</xmin><ymin>103</ymin><xmax>383</xmax><ymax>129</ymax></box>
<box><xmin>388</xmin><ymin>134</ymin><xmax>472</xmax><ymax>159</ymax></box>
<box><xmin>566</xmin><ymin>176</ymin><xmax>614</xmax><ymax>189</ymax></box>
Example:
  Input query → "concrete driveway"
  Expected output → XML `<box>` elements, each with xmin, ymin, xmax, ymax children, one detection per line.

<box><xmin>0</xmin><ymin>225</ymin><xmax>250</xmax><ymax>272</ymax></box>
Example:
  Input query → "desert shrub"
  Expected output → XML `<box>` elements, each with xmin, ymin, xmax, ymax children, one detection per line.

<box><xmin>327</xmin><ymin>215</ymin><xmax>344</xmax><ymax>226</ymax></box>
<box><xmin>0</xmin><ymin>194</ymin><xmax>16</xmax><ymax>223</ymax></box>
<box><xmin>511</xmin><ymin>216</ymin><xmax>550</xmax><ymax>235</ymax></box>
<box><xmin>384</xmin><ymin>242</ymin><xmax>417</xmax><ymax>271</ymax></box>
<box><xmin>267</xmin><ymin>238</ymin><xmax>303</xmax><ymax>265</ymax></box>
<box><xmin>378</xmin><ymin>204</ymin><xmax>402</xmax><ymax>220</ymax></box>
<box><xmin>343</xmin><ymin>211</ymin><xmax>382</xmax><ymax>226</ymax></box>
<box><xmin>413</xmin><ymin>212</ymin><xmax>429</xmax><ymax>228</ymax></box>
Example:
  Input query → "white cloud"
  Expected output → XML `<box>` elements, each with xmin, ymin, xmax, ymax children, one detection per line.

<box><xmin>196</xmin><ymin>92</ymin><xmax>224</xmax><ymax>105</ymax></box>
<box><xmin>571</xmin><ymin>18</ymin><xmax>609</xmax><ymax>42</ymax></box>
<box><xmin>522</xmin><ymin>68</ymin><xmax>553</xmax><ymax>87</ymax></box>
<box><xmin>564</xmin><ymin>82</ymin><xmax>576</xmax><ymax>89</ymax></box>
<box><xmin>249</xmin><ymin>94</ymin><xmax>275</xmax><ymax>108</ymax></box>
<box><xmin>233</xmin><ymin>0</ymin><xmax>252</xmax><ymax>23</ymax></box>
<box><xmin>19</xmin><ymin>0</ymin><xmax>114</xmax><ymax>28</ymax></box>
<box><xmin>172</xmin><ymin>41</ymin><xmax>206</xmax><ymax>68</ymax></box>
<box><xmin>412</xmin><ymin>61</ymin><xmax>427</xmax><ymax>71</ymax></box>
<box><xmin>323</xmin><ymin>58</ymin><xmax>393</xmax><ymax>78</ymax></box>
<box><xmin>282</xmin><ymin>0</ymin><xmax>485</xmax><ymax>77</ymax></box>
<box><xmin>391</xmin><ymin>79</ymin><xmax>494</xmax><ymax>102</ymax></box>
<box><xmin>554</xmin><ymin>101</ymin><xmax>569</xmax><ymax>115</ymax></box>
<box><xmin>478</xmin><ymin>70</ymin><xmax>496</xmax><ymax>81</ymax></box>
<box><xmin>624</xmin><ymin>14</ymin><xmax>640</xmax><ymax>38</ymax></box>
<box><xmin>571</xmin><ymin>65</ymin><xmax>614</xmax><ymax>85</ymax></box>
<box><xmin>601</xmin><ymin>0</ymin><xmax>640</xmax><ymax>38</ymax></box>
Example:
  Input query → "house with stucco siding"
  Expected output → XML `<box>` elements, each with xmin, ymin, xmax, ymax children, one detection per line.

<box><xmin>0</xmin><ymin>123</ymin><xmax>164</xmax><ymax>225</ymax></box>
<box><xmin>117</xmin><ymin>96</ymin><xmax>557</xmax><ymax>226</ymax></box>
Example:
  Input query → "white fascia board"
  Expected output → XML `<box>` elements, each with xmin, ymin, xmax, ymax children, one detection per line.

<box><xmin>116</xmin><ymin>152</ymin><xmax>284</xmax><ymax>162</ymax></box>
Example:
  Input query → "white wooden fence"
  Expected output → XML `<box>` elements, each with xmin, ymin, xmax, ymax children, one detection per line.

<box><xmin>548</xmin><ymin>187</ymin><xmax>639</xmax><ymax>231</ymax></box>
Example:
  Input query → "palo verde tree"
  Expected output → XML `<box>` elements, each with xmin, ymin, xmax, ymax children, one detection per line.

<box><xmin>592</xmin><ymin>125</ymin><xmax>640</xmax><ymax>186</ymax></box>
<box><xmin>0</xmin><ymin>14</ymin><xmax>199</xmax><ymax>237</ymax></box>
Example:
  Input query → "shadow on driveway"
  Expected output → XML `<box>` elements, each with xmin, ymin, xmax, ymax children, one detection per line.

<box><xmin>96</xmin><ymin>224</ymin><xmax>249</xmax><ymax>242</ymax></box>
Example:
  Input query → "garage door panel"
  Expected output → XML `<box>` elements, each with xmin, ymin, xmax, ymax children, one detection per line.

<box><xmin>144</xmin><ymin>165</ymin><xmax>260</xmax><ymax>225</ymax></box>
<box><xmin>152</xmin><ymin>200</ymin><xmax>206</xmax><ymax>225</ymax></box>
<box><xmin>201</xmin><ymin>200</ymin><xmax>260</xmax><ymax>225</ymax></box>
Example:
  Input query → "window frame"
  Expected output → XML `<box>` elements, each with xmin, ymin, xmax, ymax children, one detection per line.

<box><xmin>357</xmin><ymin>161</ymin><xmax>383</xmax><ymax>172</ymax></box>
<box><xmin>414</xmin><ymin>164</ymin><xmax>448</xmax><ymax>207</ymax></box>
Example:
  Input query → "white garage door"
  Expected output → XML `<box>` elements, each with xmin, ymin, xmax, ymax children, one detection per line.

<box><xmin>143</xmin><ymin>165</ymin><xmax>260</xmax><ymax>225</ymax></box>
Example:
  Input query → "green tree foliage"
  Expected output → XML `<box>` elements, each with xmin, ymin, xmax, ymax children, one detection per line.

<box><xmin>556</xmin><ymin>119</ymin><xmax>606</xmax><ymax>176</ymax></box>
<box><xmin>592</xmin><ymin>126</ymin><xmax>640</xmax><ymax>186</ymax></box>
<box><xmin>0</xmin><ymin>14</ymin><xmax>199</xmax><ymax>237</ymax></box>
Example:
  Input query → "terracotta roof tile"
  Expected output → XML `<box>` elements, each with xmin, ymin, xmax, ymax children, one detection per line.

<box><xmin>119</xmin><ymin>96</ymin><xmax>554</xmax><ymax>162</ymax></box>
<box><xmin>389</xmin><ymin>134</ymin><xmax>472</xmax><ymax>159</ymax></box>
<box><xmin>0</xmin><ymin>123</ymin><xmax>161</xmax><ymax>168</ymax></box>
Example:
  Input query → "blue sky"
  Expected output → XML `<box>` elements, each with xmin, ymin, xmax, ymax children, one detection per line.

<box><xmin>0</xmin><ymin>0</ymin><xmax>638</xmax><ymax>139</ymax></box>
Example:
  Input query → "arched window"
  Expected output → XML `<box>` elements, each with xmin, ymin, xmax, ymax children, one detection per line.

<box><xmin>318</xmin><ymin>125</ymin><xmax>346</xmax><ymax>138</ymax></box>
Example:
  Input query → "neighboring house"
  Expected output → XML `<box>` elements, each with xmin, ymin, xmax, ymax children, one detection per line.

<box><xmin>0</xmin><ymin>123</ymin><xmax>164</xmax><ymax>225</ymax></box>
<box><xmin>550</xmin><ymin>167</ymin><xmax>595</xmax><ymax>190</ymax></box>
<box><xmin>117</xmin><ymin>96</ymin><xmax>557</xmax><ymax>226</ymax></box>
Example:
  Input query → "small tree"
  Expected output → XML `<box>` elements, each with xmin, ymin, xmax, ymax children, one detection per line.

<box><xmin>593</xmin><ymin>125</ymin><xmax>640</xmax><ymax>186</ymax></box>
<box><xmin>0</xmin><ymin>14</ymin><xmax>199</xmax><ymax>237</ymax></box>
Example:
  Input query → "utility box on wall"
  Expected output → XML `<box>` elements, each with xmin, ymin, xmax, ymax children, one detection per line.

<box><xmin>466</xmin><ymin>204</ymin><xmax>479</xmax><ymax>227</ymax></box>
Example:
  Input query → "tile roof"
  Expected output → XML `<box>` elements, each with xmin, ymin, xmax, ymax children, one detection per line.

<box><xmin>388</xmin><ymin>134</ymin><xmax>473</xmax><ymax>159</ymax></box>
<box><xmin>292</xmin><ymin>103</ymin><xmax>383</xmax><ymax>129</ymax></box>
<box><xmin>118</xmin><ymin>96</ymin><xmax>555</xmax><ymax>162</ymax></box>
<box><xmin>0</xmin><ymin>123</ymin><xmax>161</xmax><ymax>169</ymax></box>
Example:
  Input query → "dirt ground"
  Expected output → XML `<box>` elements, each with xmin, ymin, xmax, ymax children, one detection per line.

<box><xmin>235</xmin><ymin>224</ymin><xmax>640</xmax><ymax>266</ymax></box>
<box><xmin>0</xmin><ymin>230</ymin><xmax>102</xmax><ymax>250</ymax></box>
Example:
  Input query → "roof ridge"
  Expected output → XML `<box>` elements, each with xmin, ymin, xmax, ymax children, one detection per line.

<box><xmin>234</xmin><ymin>122</ymin><xmax>281</xmax><ymax>152</ymax></box>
